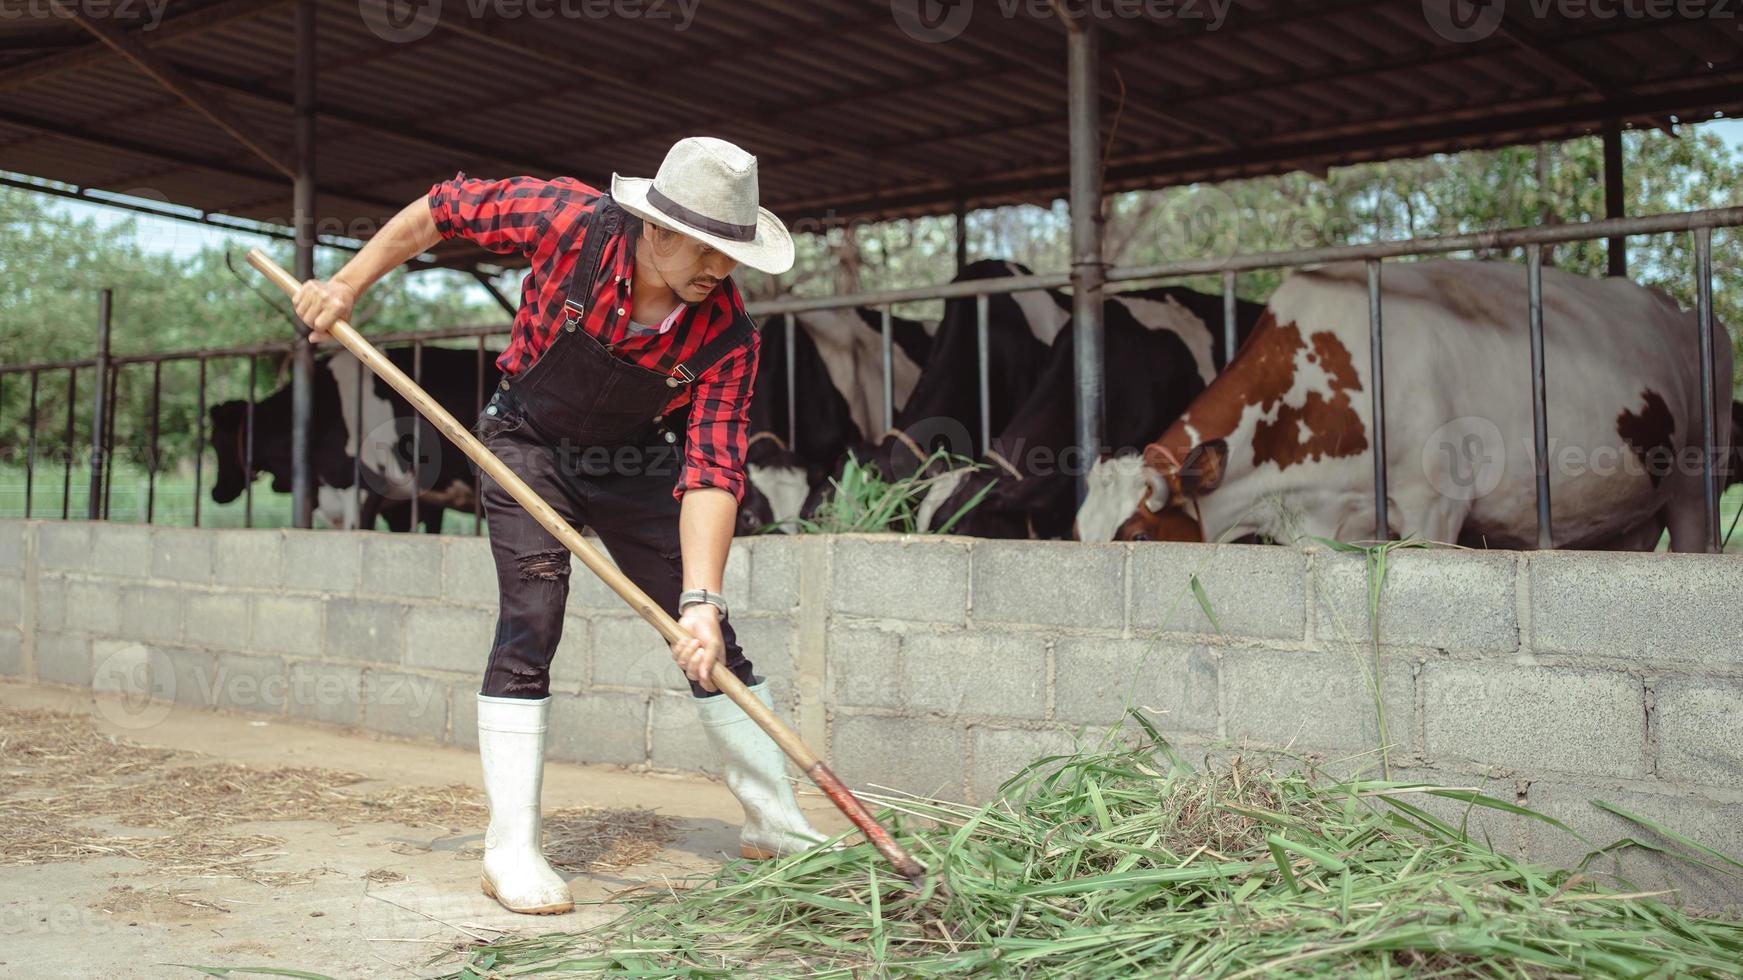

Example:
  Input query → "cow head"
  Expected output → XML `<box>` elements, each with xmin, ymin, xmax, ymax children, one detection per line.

<box><xmin>1075</xmin><ymin>441</ymin><xmax>1227</xmax><ymax>542</ymax></box>
<box><xmin>207</xmin><ymin>400</ymin><xmax>284</xmax><ymax>504</ymax></box>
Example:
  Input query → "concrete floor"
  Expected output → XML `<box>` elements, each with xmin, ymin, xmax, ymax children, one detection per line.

<box><xmin>0</xmin><ymin>681</ymin><xmax>847</xmax><ymax>980</ymax></box>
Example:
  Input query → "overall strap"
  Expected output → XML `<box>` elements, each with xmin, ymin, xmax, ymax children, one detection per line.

<box><xmin>666</xmin><ymin>310</ymin><xmax>757</xmax><ymax>387</ymax></box>
<box><xmin>560</xmin><ymin>195</ymin><xmax>623</xmax><ymax>325</ymax></box>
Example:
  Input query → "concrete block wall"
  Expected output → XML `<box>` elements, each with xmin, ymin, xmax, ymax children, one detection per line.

<box><xmin>4</xmin><ymin>520</ymin><xmax>1740</xmax><ymax>906</ymax></box>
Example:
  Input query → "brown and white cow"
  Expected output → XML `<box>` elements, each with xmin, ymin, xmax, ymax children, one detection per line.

<box><xmin>1076</xmin><ymin>260</ymin><xmax>1734</xmax><ymax>552</ymax></box>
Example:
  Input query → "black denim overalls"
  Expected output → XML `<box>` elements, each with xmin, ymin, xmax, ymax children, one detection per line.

<box><xmin>473</xmin><ymin>199</ymin><xmax>757</xmax><ymax>700</ymax></box>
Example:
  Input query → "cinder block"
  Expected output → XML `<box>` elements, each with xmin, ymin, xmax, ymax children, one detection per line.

<box><xmin>0</xmin><ymin>628</ymin><xmax>21</xmax><ymax>676</ymax></box>
<box><xmin>120</xmin><ymin>585</ymin><xmax>182</xmax><ymax>644</ymax></box>
<box><xmin>150</xmin><ymin>527</ymin><xmax>212</xmax><ymax>584</ymax></box>
<box><xmin>562</xmin><ymin>549</ymin><xmax>627</xmax><ymax>612</ymax></box>
<box><xmin>212</xmin><ymin>653</ymin><xmax>288</xmax><ymax>715</ymax></box>
<box><xmin>1053</xmin><ymin>637</ymin><xmax>1217</xmax><ymax>732</ymax></box>
<box><xmin>1421</xmin><ymin>662</ymin><xmax>1644</xmax><ymax>777</ymax></box>
<box><xmin>648</xmin><ymin>694</ymin><xmax>718</xmax><ymax>775</ymax></box>
<box><xmin>1528</xmin><ymin>781</ymin><xmax>1743</xmax><ymax>911</ymax></box>
<box><xmin>1531</xmin><ymin>552</ymin><xmax>1743</xmax><ymax>664</ymax></box>
<box><xmin>831</xmin><ymin>536</ymin><xmax>968</xmax><ymax>624</ymax></box>
<box><xmin>90</xmin><ymin>523</ymin><xmax>150</xmax><ymax>578</ymax></box>
<box><xmin>64</xmin><ymin>579</ymin><xmax>122</xmax><ymax>635</ymax></box>
<box><xmin>0</xmin><ymin>521</ymin><xmax>24</xmax><ymax>571</ymax></box>
<box><xmin>971</xmin><ymin>540</ymin><xmax>1124</xmax><ymax>630</ymax></box>
<box><xmin>1315</xmin><ymin>549</ymin><xmax>1517</xmax><ymax>652</ymax></box>
<box><xmin>1385</xmin><ymin>766</ymin><xmax>1528</xmax><ymax>858</ymax></box>
<box><xmin>35</xmin><ymin>632</ymin><xmax>91</xmax><ymax>687</ymax></box>
<box><xmin>747</xmin><ymin>537</ymin><xmax>799</xmax><ymax>613</ymax></box>
<box><xmin>322</xmin><ymin>598</ymin><xmax>407</xmax><ymax>664</ymax></box>
<box><xmin>0</xmin><ymin>577</ymin><xmax>18</xmax><ymax>629</ymax></box>
<box><xmin>898</xmin><ymin>631</ymin><xmax>1047</xmax><ymax>719</ymax></box>
<box><xmin>826</xmin><ymin>627</ymin><xmax>903</xmax><ymax>707</ymax></box>
<box><xmin>1131</xmin><ymin>542</ymin><xmax>1305</xmax><ymax>640</ymax></box>
<box><xmin>734</xmin><ymin>616</ymin><xmax>795</xmax><ymax>688</ymax></box>
<box><xmin>250</xmin><ymin>595</ymin><xmax>323</xmax><ymax>657</ymax></box>
<box><xmin>1223</xmin><ymin>646</ymin><xmax>1416</xmax><ymax>758</ymax></box>
<box><xmin>288</xmin><ymin>660</ymin><xmax>363</xmax><ymax>728</ymax></box>
<box><xmin>360</xmin><ymin>534</ymin><xmax>445</xmax><ymax>598</ymax></box>
<box><xmin>405</xmin><ymin>606</ymin><xmax>496</xmax><ymax>675</ymax></box>
<box><xmin>442</xmin><ymin>536</ymin><xmax>498</xmax><ymax>607</ymax></box>
<box><xmin>448</xmin><ymin>684</ymin><xmax>479</xmax><ymax>749</ymax></box>
<box><xmin>283</xmin><ymin>530</ymin><xmax>360</xmax><ymax>594</ymax></box>
<box><xmin>548</xmin><ymin>691</ymin><xmax>648</xmax><ymax>766</ymax></box>
<box><xmin>968</xmin><ymin>726</ymin><xmax>1081</xmax><ymax>802</ymax></box>
<box><xmin>164</xmin><ymin>647</ymin><xmax>218</xmax><ymax>707</ymax></box>
<box><xmin>184</xmin><ymin>592</ymin><xmax>250</xmax><ymax>649</ymax></box>
<box><xmin>832</xmin><ymin>713</ymin><xmax>966</xmax><ymax>800</ymax></box>
<box><xmin>211</xmin><ymin>531</ymin><xmax>283</xmax><ymax>590</ymax></box>
<box><xmin>360</xmin><ymin>670</ymin><xmax>450</xmax><ymax>741</ymax></box>
<box><xmin>590</xmin><ymin>615</ymin><xmax>683</xmax><ymax>691</ymax></box>
<box><xmin>1652</xmin><ymin>676</ymin><xmax>1743</xmax><ymax>786</ymax></box>
<box><xmin>34</xmin><ymin>575</ymin><xmax>65</xmax><ymax>630</ymax></box>
<box><xmin>35</xmin><ymin>522</ymin><xmax>92</xmax><ymax>573</ymax></box>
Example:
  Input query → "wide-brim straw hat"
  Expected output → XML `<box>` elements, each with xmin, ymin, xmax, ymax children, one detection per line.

<box><xmin>612</xmin><ymin>137</ymin><xmax>794</xmax><ymax>276</ymax></box>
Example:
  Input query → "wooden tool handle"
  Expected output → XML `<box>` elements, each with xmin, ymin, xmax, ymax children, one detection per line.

<box><xmin>246</xmin><ymin>249</ymin><xmax>821</xmax><ymax>770</ymax></box>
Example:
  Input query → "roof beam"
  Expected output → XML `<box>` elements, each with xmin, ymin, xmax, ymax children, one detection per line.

<box><xmin>0</xmin><ymin>0</ymin><xmax>282</xmax><ymax>93</ymax></box>
<box><xmin>1495</xmin><ymin>19</ymin><xmax>1610</xmax><ymax>96</ymax></box>
<box><xmin>50</xmin><ymin>0</ymin><xmax>294</xmax><ymax>179</ymax></box>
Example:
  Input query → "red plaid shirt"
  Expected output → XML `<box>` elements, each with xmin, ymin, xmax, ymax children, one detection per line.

<box><xmin>428</xmin><ymin>174</ymin><xmax>761</xmax><ymax>501</ymax></box>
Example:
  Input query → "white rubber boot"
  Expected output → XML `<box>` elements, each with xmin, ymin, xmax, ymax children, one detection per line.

<box><xmin>696</xmin><ymin>681</ymin><xmax>832</xmax><ymax>860</ymax></box>
<box><xmin>476</xmin><ymin>694</ymin><xmax>574</xmax><ymax>914</ymax></box>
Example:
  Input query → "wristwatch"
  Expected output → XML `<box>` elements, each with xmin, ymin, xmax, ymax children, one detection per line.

<box><xmin>678</xmin><ymin>588</ymin><xmax>730</xmax><ymax>621</ymax></box>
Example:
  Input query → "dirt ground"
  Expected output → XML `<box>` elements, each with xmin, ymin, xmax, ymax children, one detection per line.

<box><xmin>0</xmin><ymin>680</ymin><xmax>847</xmax><ymax>979</ymax></box>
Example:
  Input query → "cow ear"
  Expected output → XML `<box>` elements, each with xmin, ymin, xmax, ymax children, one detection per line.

<box><xmin>1179</xmin><ymin>440</ymin><xmax>1228</xmax><ymax>497</ymax></box>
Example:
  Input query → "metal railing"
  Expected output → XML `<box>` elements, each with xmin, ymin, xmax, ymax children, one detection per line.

<box><xmin>2</xmin><ymin>204</ymin><xmax>1737</xmax><ymax>547</ymax></box>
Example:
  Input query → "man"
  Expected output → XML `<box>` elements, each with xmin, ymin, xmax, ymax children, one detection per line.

<box><xmin>294</xmin><ymin>137</ymin><xmax>827</xmax><ymax>915</ymax></box>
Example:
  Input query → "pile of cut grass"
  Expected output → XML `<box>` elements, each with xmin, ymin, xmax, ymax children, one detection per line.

<box><xmin>450</xmin><ymin>717</ymin><xmax>1743</xmax><ymax>978</ymax></box>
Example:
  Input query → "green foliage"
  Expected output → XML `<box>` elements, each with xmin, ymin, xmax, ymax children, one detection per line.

<box><xmin>782</xmin><ymin>448</ymin><xmax>994</xmax><ymax>534</ymax></box>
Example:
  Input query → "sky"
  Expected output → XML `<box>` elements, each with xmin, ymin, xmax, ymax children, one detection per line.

<box><xmin>19</xmin><ymin>118</ymin><xmax>1743</xmax><ymax>272</ymax></box>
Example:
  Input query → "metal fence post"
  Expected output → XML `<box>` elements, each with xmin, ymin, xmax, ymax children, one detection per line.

<box><xmin>1366</xmin><ymin>261</ymin><xmax>1389</xmax><ymax>540</ymax></box>
<box><xmin>976</xmin><ymin>293</ymin><xmax>992</xmax><ymax>453</ymax></box>
<box><xmin>785</xmin><ymin>313</ymin><xmax>797</xmax><ymax>449</ymax></box>
<box><xmin>881</xmin><ymin>306</ymin><xmax>895</xmax><ymax>433</ymax></box>
<box><xmin>1526</xmin><ymin>244</ymin><xmax>1553</xmax><ymax>550</ymax></box>
<box><xmin>87</xmin><ymin>290</ymin><xmax>111</xmax><ymax>520</ymax></box>
<box><xmin>1221</xmin><ymin>269</ymin><xmax>1238</xmax><ymax>368</ymax></box>
<box><xmin>1694</xmin><ymin>226</ymin><xmax>1718</xmax><ymax>552</ymax></box>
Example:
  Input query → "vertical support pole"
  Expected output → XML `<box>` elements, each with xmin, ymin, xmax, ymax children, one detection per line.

<box><xmin>785</xmin><ymin>313</ymin><xmax>797</xmax><ymax>449</ymax></box>
<box><xmin>147</xmin><ymin>361</ymin><xmax>161</xmax><ymax>524</ymax></box>
<box><xmin>1067</xmin><ymin>20</ymin><xmax>1106</xmax><ymax>502</ymax></box>
<box><xmin>954</xmin><ymin>199</ymin><xmax>969</xmax><ymax>274</ymax></box>
<box><xmin>102</xmin><ymin>359</ymin><xmax>118</xmax><ymax>520</ymax></box>
<box><xmin>975</xmin><ymin>293</ymin><xmax>992</xmax><ymax>453</ymax></box>
<box><xmin>353</xmin><ymin>354</ymin><xmax>364</xmax><ymax>528</ymax></box>
<box><xmin>1603</xmin><ymin>117</ymin><xmax>1626</xmax><ymax>278</ymax></box>
<box><xmin>61</xmin><ymin>368</ymin><xmax>76</xmax><ymax>521</ymax></box>
<box><xmin>1366</xmin><ymin>261</ymin><xmax>1389</xmax><ymax>541</ymax></box>
<box><xmin>289</xmin><ymin>0</ymin><xmax>318</xmax><ymax>529</ymax></box>
<box><xmin>1526</xmin><ymin>244</ymin><xmax>1553</xmax><ymax>549</ymax></box>
<box><xmin>245</xmin><ymin>359</ymin><xmax>257</xmax><ymax>528</ymax></box>
<box><xmin>194</xmin><ymin>357</ymin><xmax>206</xmax><ymax>527</ymax></box>
<box><xmin>1221</xmin><ymin>269</ymin><xmax>1238</xmax><ymax>368</ymax></box>
<box><xmin>25</xmin><ymin>369</ymin><xmax>39</xmax><ymax>519</ymax></box>
<box><xmin>880</xmin><ymin>306</ymin><xmax>895</xmax><ymax>432</ymax></box>
<box><xmin>474</xmin><ymin>334</ymin><xmax>486</xmax><ymax>535</ymax></box>
<box><xmin>87</xmin><ymin>290</ymin><xmax>112</xmax><ymax>520</ymax></box>
<box><xmin>1695</xmin><ymin>226</ymin><xmax>1719</xmax><ymax>553</ymax></box>
<box><xmin>411</xmin><ymin>341</ymin><xmax>424</xmax><ymax>532</ymax></box>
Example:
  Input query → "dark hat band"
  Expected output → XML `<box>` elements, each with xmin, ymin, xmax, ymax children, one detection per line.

<box><xmin>647</xmin><ymin>185</ymin><xmax>757</xmax><ymax>243</ymax></box>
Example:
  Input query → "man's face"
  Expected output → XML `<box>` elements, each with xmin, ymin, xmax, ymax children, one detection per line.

<box><xmin>642</xmin><ymin>225</ymin><xmax>740</xmax><ymax>304</ymax></box>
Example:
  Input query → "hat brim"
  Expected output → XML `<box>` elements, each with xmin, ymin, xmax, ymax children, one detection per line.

<box><xmin>611</xmin><ymin>174</ymin><xmax>795</xmax><ymax>276</ymax></box>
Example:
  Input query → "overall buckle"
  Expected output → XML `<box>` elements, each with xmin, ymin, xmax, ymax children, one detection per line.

<box><xmin>666</xmin><ymin>364</ymin><xmax>696</xmax><ymax>388</ymax></box>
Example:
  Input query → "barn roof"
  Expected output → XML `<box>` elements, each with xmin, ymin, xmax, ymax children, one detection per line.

<box><xmin>2</xmin><ymin>0</ymin><xmax>1737</xmax><ymax>270</ymax></box>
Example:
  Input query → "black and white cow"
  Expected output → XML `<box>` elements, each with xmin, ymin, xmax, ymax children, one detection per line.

<box><xmin>739</xmin><ymin>308</ymin><xmax>933</xmax><ymax>532</ymax></box>
<box><xmin>1076</xmin><ymin>260</ymin><xmax>1736</xmax><ymax>552</ymax></box>
<box><xmin>209</xmin><ymin>347</ymin><xmax>489</xmax><ymax>533</ymax></box>
<box><xmin>823</xmin><ymin>260</ymin><xmax>1071</xmax><ymax>502</ymax></box>
<box><xmin>917</xmin><ymin>286</ymin><xmax>1268</xmax><ymax>538</ymax></box>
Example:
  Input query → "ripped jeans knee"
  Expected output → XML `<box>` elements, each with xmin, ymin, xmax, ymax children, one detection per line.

<box><xmin>515</xmin><ymin>549</ymin><xmax>570</xmax><ymax>582</ymax></box>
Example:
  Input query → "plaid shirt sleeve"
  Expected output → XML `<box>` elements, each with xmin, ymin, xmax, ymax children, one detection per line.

<box><xmin>426</xmin><ymin>173</ymin><xmax>562</xmax><ymax>257</ymax></box>
<box><xmin>675</xmin><ymin>326</ymin><xmax>762</xmax><ymax>502</ymax></box>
